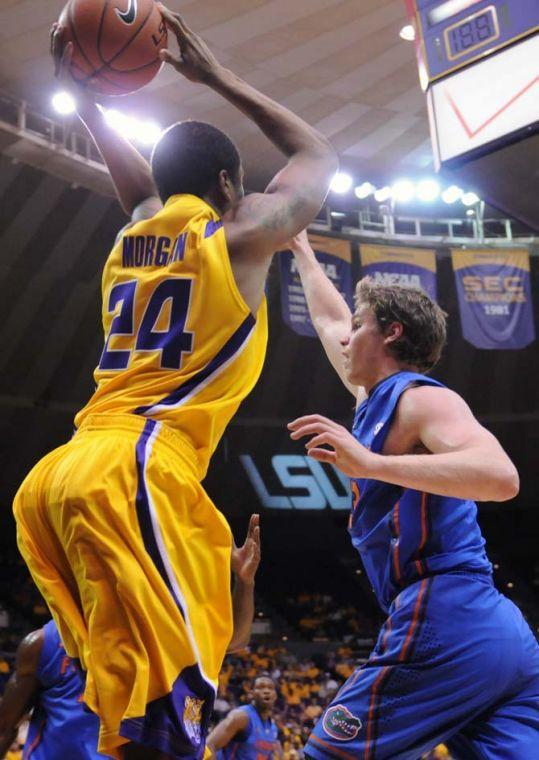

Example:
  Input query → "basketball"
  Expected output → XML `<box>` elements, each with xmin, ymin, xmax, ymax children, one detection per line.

<box><xmin>59</xmin><ymin>0</ymin><xmax>168</xmax><ymax>96</ymax></box>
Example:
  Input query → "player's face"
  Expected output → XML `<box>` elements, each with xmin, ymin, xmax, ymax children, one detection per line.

<box><xmin>253</xmin><ymin>677</ymin><xmax>277</xmax><ymax>710</ymax></box>
<box><xmin>342</xmin><ymin>304</ymin><xmax>387</xmax><ymax>385</ymax></box>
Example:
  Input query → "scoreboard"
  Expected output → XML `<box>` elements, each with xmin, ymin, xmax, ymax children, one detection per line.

<box><xmin>407</xmin><ymin>0</ymin><xmax>538</xmax><ymax>88</ymax></box>
<box><xmin>405</xmin><ymin>0</ymin><xmax>539</xmax><ymax>168</ymax></box>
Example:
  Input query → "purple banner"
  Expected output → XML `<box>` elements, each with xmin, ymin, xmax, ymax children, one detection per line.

<box><xmin>359</xmin><ymin>245</ymin><xmax>437</xmax><ymax>300</ymax></box>
<box><xmin>451</xmin><ymin>249</ymin><xmax>535</xmax><ymax>350</ymax></box>
<box><xmin>279</xmin><ymin>235</ymin><xmax>353</xmax><ymax>338</ymax></box>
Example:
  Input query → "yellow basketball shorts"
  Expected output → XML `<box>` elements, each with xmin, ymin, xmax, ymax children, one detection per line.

<box><xmin>13</xmin><ymin>414</ymin><xmax>233</xmax><ymax>759</ymax></box>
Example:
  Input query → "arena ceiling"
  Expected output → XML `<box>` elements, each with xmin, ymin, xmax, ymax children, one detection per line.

<box><xmin>0</xmin><ymin>0</ymin><xmax>433</xmax><ymax>189</ymax></box>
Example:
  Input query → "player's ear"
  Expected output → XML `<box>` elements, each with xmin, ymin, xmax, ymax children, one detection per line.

<box><xmin>383</xmin><ymin>321</ymin><xmax>404</xmax><ymax>344</ymax></box>
<box><xmin>217</xmin><ymin>169</ymin><xmax>235</xmax><ymax>204</ymax></box>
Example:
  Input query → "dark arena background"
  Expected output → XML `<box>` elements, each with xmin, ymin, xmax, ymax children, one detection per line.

<box><xmin>1</xmin><ymin>1</ymin><xmax>538</xmax><ymax>758</ymax></box>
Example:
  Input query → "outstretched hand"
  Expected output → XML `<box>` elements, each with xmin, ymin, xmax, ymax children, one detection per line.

<box><xmin>284</xmin><ymin>229</ymin><xmax>310</xmax><ymax>253</ymax></box>
<box><xmin>231</xmin><ymin>514</ymin><xmax>261</xmax><ymax>585</ymax></box>
<box><xmin>288</xmin><ymin>414</ymin><xmax>376</xmax><ymax>477</ymax></box>
<box><xmin>157</xmin><ymin>4</ymin><xmax>223</xmax><ymax>84</ymax></box>
<box><xmin>50</xmin><ymin>22</ymin><xmax>95</xmax><ymax>109</ymax></box>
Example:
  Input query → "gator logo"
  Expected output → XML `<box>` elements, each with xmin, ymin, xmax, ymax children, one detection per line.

<box><xmin>183</xmin><ymin>696</ymin><xmax>204</xmax><ymax>745</ymax></box>
<box><xmin>116</xmin><ymin>0</ymin><xmax>137</xmax><ymax>25</ymax></box>
<box><xmin>323</xmin><ymin>704</ymin><xmax>362</xmax><ymax>742</ymax></box>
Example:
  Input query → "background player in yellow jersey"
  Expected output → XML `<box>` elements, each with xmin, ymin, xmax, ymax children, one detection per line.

<box><xmin>13</xmin><ymin>6</ymin><xmax>337</xmax><ymax>760</ymax></box>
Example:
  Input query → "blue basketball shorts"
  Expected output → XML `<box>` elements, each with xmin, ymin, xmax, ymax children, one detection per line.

<box><xmin>305</xmin><ymin>573</ymin><xmax>539</xmax><ymax>759</ymax></box>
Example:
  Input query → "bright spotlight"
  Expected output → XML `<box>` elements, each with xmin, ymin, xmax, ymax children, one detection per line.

<box><xmin>52</xmin><ymin>91</ymin><xmax>76</xmax><ymax>115</ymax></box>
<box><xmin>136</xmin><ymin>121</ymin><xmax>162</xmax><ymax>146</ymax></box>
<box><xmin>416</xmin><ymin>179</ymin><xmax>440</xmax><ymax>202</ymax></box>
<box><xmin>104</xmin><ymin>108</ymin><xmax>127</xmax><ymax>132</ymax></box>
<box><xmin>399</xmin><ymin>24</ymin><xmax>416</xmax><ymax>41</ymax></box>
<box><xmin>104</xmin><ymin>109</ymin><xmax>161</xmax><ymax>146</ymax></box>
<box><xmin>441</xmin><ymin>185</ymin><xmax>463</xmax><ymax>204</ymax></box>
<box><xmin>330</xmin><ymin>172</ymin><xmax>353</xmax><ymax>194</ymax></box>
<box><xmin>354</xmin><ymin>182</ymin><xmax>375</xmax><ymax>199</ymax></box>
<box><xmin>374</xmin><ymin>186</ymin><xmax>392</xmax><ymax>202</ymax></box>
<box><xmin>462</xmin><ymin>191</ymin><xmax>480</xmax><ymax>206</ymax></box>
<box><xmin>392</xmin><ymin>179</ymin><xmax>415</xmax><ymax>203</ymax></box>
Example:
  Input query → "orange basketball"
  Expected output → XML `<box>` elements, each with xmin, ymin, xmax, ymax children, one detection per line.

<box><xmin>59</xmin><ymin>0</ymin><xmax>168</xmax><ymax>96</ymax></box>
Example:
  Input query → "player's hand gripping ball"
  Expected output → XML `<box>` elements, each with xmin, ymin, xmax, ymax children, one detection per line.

<box><xmin>59</xmin><ymin>0</ymin><xmax>168</xmax><ymax>95</ymax></box>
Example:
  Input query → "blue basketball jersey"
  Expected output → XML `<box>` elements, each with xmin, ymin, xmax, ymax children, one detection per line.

<box><xmin>24</xmin><ymin>620</ymin><xmax>105</xmax><ymax>759</ymax></box>
<box><xmin>218</xmin><ymin>704</ymin><xmax>279</xmax><ymax>759</ymax></box>
<box><xmin>350</xmin><ymin>371</ymin><xmax>492</xmax><ymax>612</ymax></box>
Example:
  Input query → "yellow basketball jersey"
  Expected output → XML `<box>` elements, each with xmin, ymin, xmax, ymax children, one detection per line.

<box><xmin>75</xmin><ymin>194</ymin><xmax>268</xmax><ymax>478</ymax></box>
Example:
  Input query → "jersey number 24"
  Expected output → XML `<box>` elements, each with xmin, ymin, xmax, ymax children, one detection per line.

<box><xmin>99</xmin><ymin>278</ymin><xmax>194</xmax><ymax>371</ymax></box>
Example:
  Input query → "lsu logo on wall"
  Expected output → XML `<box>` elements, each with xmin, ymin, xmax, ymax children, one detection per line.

<box><xmin>360</xmin><ymin>244</ymin><xmax>437</xmax><ymax>300</ymax></box>
<box><xmin>240</xmin><ymin>454</ymin><xmax>351</xmax><ymax>510</ymax></box>
<box><xmin>323</xmin><ymin>704</ymin><xmax>362</xmax><ymax>741</ymax></box>
<box><xmin>183</xmin><ymin>696</ymin><xmax>204</xmax><ymax>745</ymax></box>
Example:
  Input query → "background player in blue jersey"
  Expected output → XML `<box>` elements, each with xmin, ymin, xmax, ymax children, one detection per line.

<box><xmin>286</xmin><ymin>230</ymin><xmax>539</xmax><ymax>759</ymax></box>
<box><xmin>0</xmin><ymin>619</ymin><xmax>108</xmax><ymax>759</ymax></box>
<box><xmin>207</xmin><ymin>675</ymin><xmax>281</xmax><ymax>759</ymax></box>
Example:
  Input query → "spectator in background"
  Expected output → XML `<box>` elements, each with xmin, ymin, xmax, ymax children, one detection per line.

<box><xmin>213</xmin><ymin>693</ymin><xmax>232</xmax><ymax>722</ymax></box>
<box><xmin>318</xmin><ymin>674</ymin><xmax>338</xmax><ymax>702</ymax></box>
<box><xmin>0</xmin><ymin>608</ymin><xmax>9</xmax><ymax>630</ymax></box>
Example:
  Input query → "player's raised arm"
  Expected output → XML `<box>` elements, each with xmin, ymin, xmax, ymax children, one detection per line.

<box><xmin>287</xmin><ymin>230</ymin><xmax>363</xmax><ymax>400</ymax></box>
<box><xmin>50</xmin><ymin>23</ymin><xmax>162</xmax><ymax>222</ymax></box>
<box><xmin>158</xmin><ymin>5</ymin><xmax>338</xmax><ymax>253</ymax></box>
<box><xmin>227</xmin><ymin>514</ymin><xmax>261</xmax><ymax>653</ymax></box>
<box><xmin>0</xmin><ymin>629</ymin><xmax>43</xmax><ymax>756</ymax></box>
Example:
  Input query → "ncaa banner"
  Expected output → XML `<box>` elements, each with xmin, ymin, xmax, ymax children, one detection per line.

<box><xmin>451</xmin><ymin>249</ymin><xmax>535</xmax><ymax>350</ymax></box>
<box><xmin>279</xmin><ymin>234</ymin><xmax>353</xmax><ymax>338</ymax></box>
<box><xmin>359</xmin><ymin>244</ymin><xmax>437</xmax><ymax>300</ymax></box>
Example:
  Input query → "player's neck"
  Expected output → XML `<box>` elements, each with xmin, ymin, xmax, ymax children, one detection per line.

<box><xmin>256</xmin><ymin>705</ymin><xmax>271</xmax><ymax>721</ymax></box>
<box><xmin>202</xmin><ymin>191</ymin><xmax>229</xmax><ymax>218</ymax></box>
<box><xmin>364</xmin><ymin>363</ymin><xmax>406</xmax><ymax>395</ymax></box>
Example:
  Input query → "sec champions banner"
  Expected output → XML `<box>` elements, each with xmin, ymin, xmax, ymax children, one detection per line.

<box><xmin>359</xmin><ymin>244</ymin><xmax>437</xmax><ymax>300</ymax></box>
<box><xmin>279</xmin><ymin>234</ymin><xmax>353</xmax><ymax>337</ymax></box>
<box><xmin>451</xmin><ymin>248</ymin><xmax>535</xmax><ymax>350</ymax></box>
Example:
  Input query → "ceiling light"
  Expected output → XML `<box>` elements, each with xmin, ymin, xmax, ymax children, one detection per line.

<box><xmin>136</xmin><ymin>120</ymin><xmax>162</xmax><ymax>146</ymax></box>
<box><xmin>392</xmin><ymin>179</ymin><xmax>415</xmax><ymax>203</ymax></box>
<box><xmin>104</xmin><ymin>109</ymin><xmax>130</xmax><ymax>133</ymax></box>
<box><xmin>330</xmin><ymin>172</ymin><xmax>353</xmax><ymax>193</ymax></box>
<box><xmin>399</xmin><ymin>24</ymin><xmax>415</xmax><ymax>41</ymax></box>
<box><xmin>374</xmin><ymin>186</ymin><xmax>392</xmax><ymax>202</ymax></box>
<box><xmin>466</xmin><ymin>209</ymin><xmax>475</xmax><ymax>216</ymax></box>
<box><xmin>103</xmin><ymin>109</ymin><xmax>161</xmax><ymax>146</ymax></box>
<box><xmin>416</xmin><ymin>179</ymin><xmax>440</xmax><ymax>202</ymax></box>
<box><xmin>354</xmin><ymin>182</ymin><xmax>375</xmax><ymax>199</ymax></box>
<box><xmin>441</xmin><ymin>185</ymin><xmax>463</xmax><ymax>203</ymax></box>
<box><xmin>462</xmin><ymin>191</ymin><xmax>480</xmax><ymax>206</ymax></box>
<box><xmin>52</xmin><ymin>91</ymin><xmax>76</xmax><ymax>115</ymax></box>
<box><xmin>330</xmin><ymin>211</ymin><xmax>346</xmax><ymax>218</ymax></box>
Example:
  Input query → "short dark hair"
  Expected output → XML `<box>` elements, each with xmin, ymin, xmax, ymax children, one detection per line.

<box><xmin>254</xmin><ymin>673</ymin><xmax>275</xmax><ymax>688</ymax></box>
<box><xmin>356</xmin><ymin>277</ymin><xmax>447</xmax><ymax>372</ymax></box>
<box><xmin>151</xmin><ymin>120</ymin><xmax>241</xmax><ymax>202</ymax></box>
